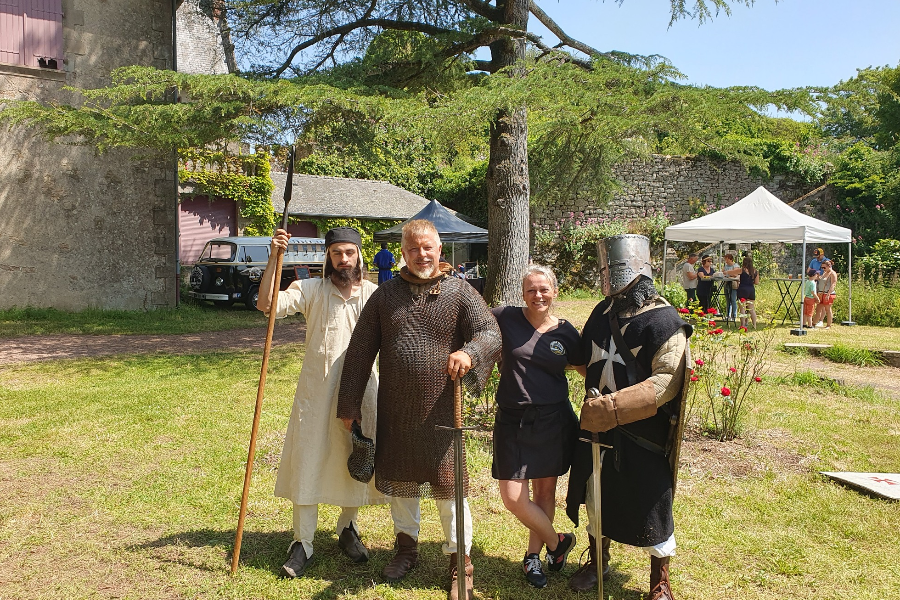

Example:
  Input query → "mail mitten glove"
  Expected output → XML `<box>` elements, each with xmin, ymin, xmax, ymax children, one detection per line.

<box><xmin>580</xmin><ymin>380</ymin><xmax>657</xmax><ymax>433</ymax></box>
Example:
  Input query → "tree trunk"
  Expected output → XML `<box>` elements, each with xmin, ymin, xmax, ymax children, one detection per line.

<box><xmin>484</xmin><ymin>0</ymin><xmax>530</xmax><ymax>307</ymax></box>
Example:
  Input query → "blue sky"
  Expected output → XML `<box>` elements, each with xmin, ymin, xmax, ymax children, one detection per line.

<box><xmin>525</xmin><ymin>0</ymin><xmax>899</xmax><ymax>90</ymax></box>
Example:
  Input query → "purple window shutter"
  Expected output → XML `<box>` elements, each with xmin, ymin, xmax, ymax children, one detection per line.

<box><xmin>0</xmin><ymin>0</ymin><xmax>24</xmax><ymax>66</ymax></box>
<box><xmin>24</xmin><ymin>0</ymin><xmax>62</xmax><ymax>67</ymax></box>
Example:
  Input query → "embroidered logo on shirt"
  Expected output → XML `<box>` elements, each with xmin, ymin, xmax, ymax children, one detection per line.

<box><xmin>550</xmin><ymin>340</ymin><xmax>565</xmax><ymax>355</ymax></box>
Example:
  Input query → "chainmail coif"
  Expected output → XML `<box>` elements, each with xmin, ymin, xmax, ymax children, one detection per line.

<box><xmin>610</xmin><ymin>275</ymin><xmax>659</xmax><ymax>315</ymax></box>
<box><xmin>337</xmin><ymin>273</ymin><xmax>501</xmax><ymax>499</ymax></box>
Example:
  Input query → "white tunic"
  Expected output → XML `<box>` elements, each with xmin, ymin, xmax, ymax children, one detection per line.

<box><xmin>272</xmin><ymin>277</ymin><xmax>385</xmax><ymax>507</ymax></box>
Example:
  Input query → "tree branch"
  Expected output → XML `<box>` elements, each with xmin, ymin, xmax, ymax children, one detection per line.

<box><xmin>528</xmin><ymin>0</ymin><xmax>604</xmax><ymax>57</ymax></box>
<box><xmin>271</xmin><ymin>18</ymin><xmax>460</xmax><ymax>77</ymax></box>
<box><xmin>455</xmin><ymin>0</ymin><xmax>501</xmax><ymax>21</ymax></box>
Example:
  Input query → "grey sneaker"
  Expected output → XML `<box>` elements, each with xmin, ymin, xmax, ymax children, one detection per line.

<box><xmin>338</xmin><ymin>523</ymin><xmax>369</xmax><ymax>563</ymax></box>
<box><xmin>281</xmin><ymin>541</ymin><xmax>312</xmax><ymax>578</ymax></box>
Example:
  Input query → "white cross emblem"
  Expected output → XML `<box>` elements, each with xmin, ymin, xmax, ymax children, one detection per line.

<box><xmin>587</xmin><ymin>323</ymin><xmax>641</xmax><ymax>393</ymax></box>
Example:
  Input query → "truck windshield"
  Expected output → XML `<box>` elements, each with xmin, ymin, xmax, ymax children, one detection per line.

<box><xmin>241</xmin><ymin>245</ymin><xmax>269</xmax><ymax>262</ymax></box>
<box><xmin>199</xmin><ymin>242</ymin><xmax>236</xmax><ymax>261</ymax></box>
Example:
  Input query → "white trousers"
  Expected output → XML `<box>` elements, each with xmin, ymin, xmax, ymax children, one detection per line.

<box><xmin>292</xmin><ymin>503</ymin><xmax>358</xmax><ymax>558</ymax></box>
<box><xmin>390</xmin><ymin>496</ymin><xmax>473</xmax><ymax>555</ymax></box>
<box><xmin>584</xmin><ymin>473</ymin><xmax>677</xmax><ymax>558</ymax></box>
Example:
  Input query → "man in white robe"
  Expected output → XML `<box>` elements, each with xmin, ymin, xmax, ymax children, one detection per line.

<box><xmin>257</xmin><ymin>226</ymin><xmax>385</xmax><ymax>578</ymax></box>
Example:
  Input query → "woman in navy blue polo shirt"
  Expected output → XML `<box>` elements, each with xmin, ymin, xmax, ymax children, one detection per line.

<box><xmin>491</xmin><ymin>265</ymin><xmax>585</xmax><ymax>588</ymax></box>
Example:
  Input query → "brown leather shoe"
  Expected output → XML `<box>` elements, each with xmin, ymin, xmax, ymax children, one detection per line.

<box><xmin>649</xmin><ymin>556</ymin><xmax>675</xmax><ymax>600</ymax></box>
<box><xmin>568</xmin><ymin>535</ymin><xmax>611</xmax><ymax>592</ymax></box>
<box><xmin>448</xmin><ymin>553</ymin><xmax>473</xmax><ymax>600</ymax></box>
<box><xmin>382</xmin><ymin>532</ymin><xmax>418</xmax><ymax>582</ymax></box>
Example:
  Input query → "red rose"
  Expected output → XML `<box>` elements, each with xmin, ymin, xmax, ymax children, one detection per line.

<box><xmin>678</xmin><ymin>308</ymin><xmax>690</xmax><ymax>314</ymax></box>
<box><xmin>729</xmin><ymin>367</ymin><xmax>737</xmax><ymax>373</ymax></box>
<box><xmin>690</xmin><ymin>369</ymin><xmax>695</xmax><ymax>374</ymax></box>
<box><xmin>739</xmin><ymin>298</ymin><xmax>746</xmax><ymax>303</ymax></box>
<box><xmin>695</xmin><ymin>359</ymin><xmax>704</xmax><ymax>366</ymax></box>
<box><xmin>721</xmin><ymin>387</ymin><xmax>731</xmax><ymax>396</ymax></box>
<box><xmin>715</xmin><ymin>328</ymin><xmax>724</xmax><ymax>334</ymax></box>
<box><xmin>755</xmin><ymin>376</ymin><xmax>762</xmax><ymax>382</ymax></box>
<box><xmin>708</xmin><ymin>320</ymin><xmax>716</xmax><ymax>326</ymax></box>
<box><xmin>739</xmin><ymin>326</ymin><xmax>747</xmax><ymax>332</ymax></box>
<box><xmin>690</xmin><ymin>376</ymin><xmax>699</xmax><ymax>381</ymax></box>
<box><xmin>707</xmin><ymin>308</ymin><xmax>718</xmax><ymax>314</ymax></box>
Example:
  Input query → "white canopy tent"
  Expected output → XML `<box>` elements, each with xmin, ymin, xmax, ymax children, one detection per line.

<box><xmin>663</xmin><ymin>186</ymin><xmax>854</xmax><ymax>332</ymax></box>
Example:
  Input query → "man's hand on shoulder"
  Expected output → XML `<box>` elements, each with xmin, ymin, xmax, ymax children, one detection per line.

<box><xmin>447</xmin><ymin>351</ymin><xmax>472</xmax><ymax>380</ymax></box>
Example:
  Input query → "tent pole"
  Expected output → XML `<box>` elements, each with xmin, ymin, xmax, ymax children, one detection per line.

<box><xmin>843</xmin><ymin>241</ymin><xmax>856</xmax><ymax>326</ymax></box>
<box><xmin>791</xmin><ymin>235</ymin><xmax>808</xmax><ymax>336</ymax></box>
<box><xmin>662</xmin><ymin>240</ymin><xmax>668</xmax><ymax>287</ymax></box>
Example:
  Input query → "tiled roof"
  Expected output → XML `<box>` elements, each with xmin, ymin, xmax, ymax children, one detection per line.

<box><xmin>270</xmin><ymin>172</ymin><xmax>430</xmax><ymax>220</ymax></box>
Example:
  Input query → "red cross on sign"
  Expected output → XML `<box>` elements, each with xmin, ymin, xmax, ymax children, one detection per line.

<box><xmin>870</xmin><ymin>477</ymin><xmax>898</xmax><ymax>485</ymax></box>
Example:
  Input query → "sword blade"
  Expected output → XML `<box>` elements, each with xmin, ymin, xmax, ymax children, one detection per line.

<box><xmin>593</xmin><ymin>444</ymin><xmax>605</xmax><ymax>600</ymax></box>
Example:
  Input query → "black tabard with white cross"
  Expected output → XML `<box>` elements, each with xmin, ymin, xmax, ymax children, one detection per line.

<box><xmin>565</xmin><ymin>298</ymin><xmax>689</xmax><ymax>547</ymax></box>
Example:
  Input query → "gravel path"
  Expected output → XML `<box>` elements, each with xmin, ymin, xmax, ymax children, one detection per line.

<box><xmin>0</xmin><ymin>326</ymin><xmax>306</xmax><ymax>366</ymax></box>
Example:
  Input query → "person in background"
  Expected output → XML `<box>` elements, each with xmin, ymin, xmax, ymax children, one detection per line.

<box><xmin>695</xmin><ymin>255</ymin><xmax>716</xmax><ymax>312</ymax></box>
<box><xmin>802</xmin><ymin>268</ymin><xmax>820</xmax><ymax>329</ymax></box>
<box><xmin>808</xmin><ymin>248</ymin><xmax>830</xmax><ymax>276</ymax></box>
<box><xmin>374</xmin><ymin>242</ymin><xmax>396</xmax><ymax>285</ymax></box>
<box><xmin>722</xmin><ymin>253</ymin><xmax>742</xmax><ymax>322</ymax></box>
<box><xmin>680</xmin><ymin>253</ymin><xmax>699</xmax><ymax>306</ymax></box>
<box><xmin>814</xmin><ymin>260</ymin><xmax>838</xmax><ymax>328</ymax></box>
<box><xmin>491</xmin><ymin>265</ymin><xmax>584</xmax><ymax>589</ymax></box>
<box><xmin>736</xmin><ymin>256</ymin><xmax>760</xmax><ymax>329</ymax></box>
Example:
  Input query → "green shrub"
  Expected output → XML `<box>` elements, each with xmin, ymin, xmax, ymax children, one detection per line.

<box><xmin>832</xmin><ymin>277</ymin><xmax>900</xmax><ymax>327</ymax></box>
<box><xmin>659</xmin><ymin>281</ymin><xmax>686</xmax><ymax>307</ymax></box>
<box><xmin>857</xmin><ymin>238</ymin><xmax>900</xmax><ymax>281</ymax></box>
<box><xmin>820</xmin><ymin>343</ymin><xmax>885</xmax><ymax>367</ymax></box>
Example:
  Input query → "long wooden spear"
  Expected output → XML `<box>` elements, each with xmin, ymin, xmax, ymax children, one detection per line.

<box><xmin>231</xmin><ymin>145</ymin><xmax>295</xmax><ymax>574</ymax></box>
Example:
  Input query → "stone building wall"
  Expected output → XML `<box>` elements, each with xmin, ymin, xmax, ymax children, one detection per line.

<box><xmin>176</xmin><ymin>0</ymin><xmax>231</xmax><ymax>75</ymax></box>
<box><xmin>0</xmin><ymin>0</ymin><xmax>178</xmax><ymax>310</ymax></box>
<box><xmin>534</xmin><ymin>155</ymin><xmax>818</xmax><ymax>227</ymax></box>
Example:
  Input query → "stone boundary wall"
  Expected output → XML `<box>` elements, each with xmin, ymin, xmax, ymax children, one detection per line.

<box><xmin>535</xmin><ymin>155</ymin><xmax>820</xmax><ymax>227</ymax></box>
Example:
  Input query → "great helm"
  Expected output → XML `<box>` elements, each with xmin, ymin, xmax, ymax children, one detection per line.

<box><xmin>598</xmin><ymin>234</ymin><xmax>653</xmax><ymax>297</ymax></box>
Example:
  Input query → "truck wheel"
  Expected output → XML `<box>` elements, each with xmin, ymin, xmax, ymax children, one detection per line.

<box><xmin>246</xmin><ymin>286</ymin><xmax>260</xmax><ymax>310</ymax></box>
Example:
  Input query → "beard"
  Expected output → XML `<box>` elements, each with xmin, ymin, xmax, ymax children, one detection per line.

<box><xmin>408</xmin><ymin>262</ymin><xmax>438</xmax><ymax>279</ymax></box>
<box><xmin>331</xmin><ymin>261</ymin><xmax>362</xmax><ymax>285</ymax></box>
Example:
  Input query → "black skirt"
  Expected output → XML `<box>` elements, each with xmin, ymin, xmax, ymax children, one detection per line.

<box><xmin>492</xmin><ymin>402</ymin><xmax>578</xmax><ymax>480</ymax></box>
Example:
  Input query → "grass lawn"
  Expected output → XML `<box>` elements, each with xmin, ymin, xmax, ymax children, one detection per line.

<box><xmin>2</xmin><ymin>322</ymin><xmax>899</xmax><ymax>599</ymax></box>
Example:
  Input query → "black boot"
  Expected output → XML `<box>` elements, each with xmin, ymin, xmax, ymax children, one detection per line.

<box><xmin>650</xmin><ymin>556</ymin><xmax>675</xmax><ymax>600</ymax></box>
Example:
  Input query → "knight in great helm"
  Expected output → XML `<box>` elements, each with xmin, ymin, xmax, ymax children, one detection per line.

<box><xmin>565</xmin><ymin>234</ymin><xmax>693</xmax><ymax>600</ymax></box>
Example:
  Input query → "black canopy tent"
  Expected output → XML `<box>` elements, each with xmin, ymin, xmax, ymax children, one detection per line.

<box><xmin>374</xmin><ymin>199</ymin><xmax>488</xmax><ymax>270</ymax></box>
<box><xmin>374</xmin><ymin>199</ymin><xmax>488</xmax><ymax>244</ymax></box>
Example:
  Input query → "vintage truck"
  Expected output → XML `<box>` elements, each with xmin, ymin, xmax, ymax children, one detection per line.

<box><xmin>188</xmin><ymin>236</ymin><xmax>326</xmax><ymax>308</ymax></box>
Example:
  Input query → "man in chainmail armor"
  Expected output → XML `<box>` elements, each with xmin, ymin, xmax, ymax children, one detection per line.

<box><xmin>566</xmin><ymin>234</ymin><xmax>692</xmax><ymax>600</ymax></box>
<box><xmin>337</xmin><ymin>219</ymin><xmax>501</xmax><ymax>600</ymax></box>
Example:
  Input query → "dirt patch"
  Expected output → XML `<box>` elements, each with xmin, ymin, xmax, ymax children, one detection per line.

<box><xmin>0</xmin><ymin>325</ymin><xmax>306</xmax><ymax>366</ymax></box>
<box><xmin>679</xmin><ymin>428</ymin><xmax>810</xmax><ymax>488</ymax></box>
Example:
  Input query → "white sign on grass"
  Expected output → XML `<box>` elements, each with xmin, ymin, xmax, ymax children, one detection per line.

<box><xmin>821</xmin><ymin>472</ymin><xmax>900</xmax><ymax>500</ymax></box>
